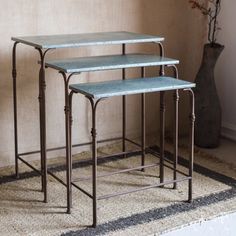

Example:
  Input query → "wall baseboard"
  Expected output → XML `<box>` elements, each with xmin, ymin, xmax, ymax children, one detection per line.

<box><xmin>221</xmin><ymin>122</ymin><xmax>236</xmax><ymax>141</ymax></box>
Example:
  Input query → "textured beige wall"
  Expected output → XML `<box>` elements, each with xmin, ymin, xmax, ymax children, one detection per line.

<box><xmin>215</xmin><ymin>0</ymin><xmax>236</xmax><ymax>140</ymax></box>
<box><xmin>0</xmin><ymin>0</ymin><xmax>206</xmax><ymax>167</ymax></box>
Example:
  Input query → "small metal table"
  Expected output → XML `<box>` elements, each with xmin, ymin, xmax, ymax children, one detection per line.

<box><xmin>68</xmin><ymin>76</ymin><xmax>195</xmax><ymax>227</ymax></box>
<box><xmin>11</xmin><ymin>31</ymin><xmax>166</xmax><ymax>207</ymax></box>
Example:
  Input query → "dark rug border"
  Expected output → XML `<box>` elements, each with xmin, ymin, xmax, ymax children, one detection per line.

<box><xmin>0</xmin><ymin>146</ymin><xmax>235</xmax><ymax>236</ymax></box>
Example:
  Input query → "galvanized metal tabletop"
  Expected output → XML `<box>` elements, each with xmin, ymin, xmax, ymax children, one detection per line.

<box><xmin>12</xmin><ymin>31</ymin><xmax>164</xmax><ymax>49</ymax></box>
<box><xmin>45</xmin><ymin>54</ymin><xmax>179</xmax><ymax>73</ymax></box>
<box><xmin>69</xmin><ymin>77</ymin><xmax>195</xmax><ymax>99</ymax></box>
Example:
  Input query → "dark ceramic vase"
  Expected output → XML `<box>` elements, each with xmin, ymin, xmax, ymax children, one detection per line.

<box><xmin>194</xmin><ymin>43</ymin><xmax>224</xmax><ymax>148</ymax></box>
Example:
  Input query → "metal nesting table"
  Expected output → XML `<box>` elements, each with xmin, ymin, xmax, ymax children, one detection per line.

<box><xmin>11</xmin><ymin>31</ymin><xmax>165</xmax><ymax>206</ymax></box>
<box><xmin>67</xmin><ymin>77</ymin><xmax>195</xmax><ymax>227</ymax></box>
<box><xmin>11</xmin><ymin>32</ymin><xmax>195</xmax><ymax>226</ymax></box>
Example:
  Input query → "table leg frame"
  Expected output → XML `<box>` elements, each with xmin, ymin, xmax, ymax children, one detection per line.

<box><xmin>36</xmin><ymin>48</ymin><xmax>52</xmax><ymax>203</ymax></box>
<box><xmin>159</xmin><ymin>91</ymin><xmax>165</xmax><ymax>184</ymax></box>
<box><xmin>173</xmin><ymin>90</ymin><xmax>179</xmax><ymax>189</ymax></box>
<box><xmin>60</xmin><ymin>72</ymin><xmax>78</xmax><ymax>213</ymax></box>
<box><xmin>185</xmin><ymin>88</ymin><xmax>195</xmax><ymax>202</ymax></box>
<box><xmin>68</xmin><ymin>85</ymin><xmax>194</xmax><ymax>227</ymax></box>
<box><xmin>158</xmin><ymin>42</ymin><xmax>165</xmax><ymax>184</ymax></box>
<box><xmin>87</xmin><ymin>97</ymin><xmax>105</xmax><ymax>228</ymax></box>
<box><xmin>141</xmin><ymin>67</ymin><xmax>146</xmax><ymax>171</ymax></box>
<box><xmin>12</xmin><ymin>42</ymin><xmax>19</xmax><ymax>179</ymax></box>
<box><xmin>122</xmin><ymin>44</ymin><xmax>126</xmax><ymax>158</ymax></box>
<box><xmin>12</xmin><ymin>43</ymin><xmax>51</xmax><ymax>203</ymax></box>
<box><xmin>169</xmin><ymin>65</ymin><xmax>179</xmax><ymax>189</ymax></box>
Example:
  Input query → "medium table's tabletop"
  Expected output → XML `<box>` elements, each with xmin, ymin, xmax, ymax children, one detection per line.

<box><xmin>69</xmin><ymin>77</ymin><xmax>195</xmax><ymax>99</ymax></box>
<box><xmin>45</xmin><ymin>54</ymin><xmax>179</xmax><ymax>73</ymax></box>
<box><xmin>12</xmin><ymin>31</ymin><xmax>164</xmax><ymax>49</ymax></box>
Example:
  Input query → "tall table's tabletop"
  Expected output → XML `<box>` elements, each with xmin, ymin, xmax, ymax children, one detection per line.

<box><xmin>12</xmin><ymin>31</ymin><xmax>164</xmax><ymax>48</ymax></box>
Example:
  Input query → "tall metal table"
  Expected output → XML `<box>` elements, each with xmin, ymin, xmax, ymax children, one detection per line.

<box><xmin>11</xmin><ymin>32</ymin><xmax>166</xmax><ymax>209</ymax></box>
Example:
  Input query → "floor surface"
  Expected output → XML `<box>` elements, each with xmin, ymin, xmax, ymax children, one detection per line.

<box><xmin>163</xmin><ymin>211</ymin><xmax>236</xmax><ymax>236</ymax></box>
<box><xmin>198</xmin><ymin>138</ymin><xmax>236</xmax><ymax>165</ymax></box>
<box><xmin>163</xmin><ymin>137</ymin><xmax>236</xmax><ymax>236</ymax></box>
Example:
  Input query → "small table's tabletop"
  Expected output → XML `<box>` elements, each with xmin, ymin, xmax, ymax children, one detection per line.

<box><xmin>45</xmin><ymin>54</ymin><xmax>179</xmax><ymax>73</ymax></box>
<box><xmin>69</xmin><ymin>77</ymin><xmax>195</xmax><ymax>99</ymax></box>
<box><xmin>12</xmin><ymin>31</ymin><xmax>164</xmax><ymax>49</ymax></box>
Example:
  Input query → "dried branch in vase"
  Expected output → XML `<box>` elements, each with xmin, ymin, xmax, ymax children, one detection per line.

<box><xmin>189</xmin><ymin>0</ymin><xmax>221</xmax><ymax>46</ymax></box>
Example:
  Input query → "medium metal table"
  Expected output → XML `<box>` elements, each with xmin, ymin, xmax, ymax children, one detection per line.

<box><xmin>45</xmin><ymin>53</ymin><xmax>179</xmax><ymax>214</ymax></box>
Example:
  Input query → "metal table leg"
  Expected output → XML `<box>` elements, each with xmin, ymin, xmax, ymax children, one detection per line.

<box><xmin>12</xmin><ymin>42</ymin><xmax>19</xmax><ymax>179</ymax></box>
<box><xmin>122</xmin><ymin>44</ymin><xmax>126</xmax><ymax>158</ymax></box>
<box><xmin>173</xmin><ymin>90</ymin><xmax>179</xmax><ymax>189</ymax></box>
<box><xmin>60</xmin><ymin>72</ymin><xmax>77</xmax><ymax>213</ymax></box>
<box><xmin>141</xmin><ymin>67</ymin><xmax>146</xmax><ymax>171</ymax></box>
<box><xmin>36</xmin><ymin>48</ymin><xmax>51</xmax><ymax>203</ymax></box>
<box><xmin>38</xmin><ymin>61</ymin><xmax>45</xmax><ymax>193</ymax></box>
<box><xmin>87</xmin><ymin>97</ymin><xmax>104</xmax><ymax>228</ymax></box>
<box><xmin>158</xmin><ymin>42</ymin><xmax>165</xmax><ymax>184</ymax></box>
<box><xmin>166</xmin><ymin>64</ymin><xmax>180</xmax><ymax>189</ymax></box>
<box><xmin>68</xmin><ymin>91</ymin><xmax>74</xmax><ymax>210</ymax></box>
<box><xmin>159</xmin><ymin>91</ymin><xmax>165</xmax><ymax>184</ymax></box>
<box><xmin>12</xmin><ymin>44</ymin><xmax>50</xmax><ymax>203</ymax></box>
<box><xmin>186</xmin><ymin>88</ymin><xmax>195</xmax><ymax>202</ymax></box>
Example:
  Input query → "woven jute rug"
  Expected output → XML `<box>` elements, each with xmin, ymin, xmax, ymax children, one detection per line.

<box><xmin>0</xmin><ymin>142</ymin><xmax>236</xmax><ymax>236</ymax></box>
